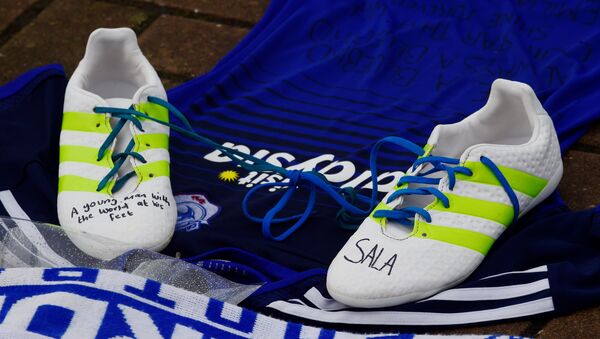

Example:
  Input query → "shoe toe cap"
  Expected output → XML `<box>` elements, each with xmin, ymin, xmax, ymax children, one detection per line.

<box><xmin>58</xmin><ymin>189</ymin><xmax>177</xmax><ymax>260</ymax></box>
<box><xmin>326</xmin><ymin>220</ymin><xmax>483</xmax><ymax>308</ymax></box>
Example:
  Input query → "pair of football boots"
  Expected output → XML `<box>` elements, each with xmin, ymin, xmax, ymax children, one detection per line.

<box><xmin>57</xmin><ymin>28</ymin><xmax>562</xmax><ymax>308</ymax></box>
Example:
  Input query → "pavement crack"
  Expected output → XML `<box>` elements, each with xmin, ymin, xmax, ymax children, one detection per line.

<box><xmin>0</xmin><ymin>0</ymin><xmax>54</xmax><ymax>49</ymax></box>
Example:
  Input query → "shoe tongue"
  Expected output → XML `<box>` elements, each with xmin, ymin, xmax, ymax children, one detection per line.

<box><xmin>107</xmin><ymin>85</ymin><xmax>166</xmax><ymax>189</ymax></box>
<box><xmin>385</xmin><ymin>124</ymin><xmax>445</xmax><ymax>209</ymax></box>
<box><xmin>132</xmin><ymin>84</ymin><xmax>165</xmax><ymax>106</ymax></box>
<box><xmin>104</xmin><ymin>89</ymin><xmax>146</xmax><ymax>187</ymax></box>
<box><xmin>105</xmin><ymin>97</ymin><xmax>134</xmax><ymax>182</ymax></box>
<box><xmin>103</xmin><ymin>84</ymin><xmax>162</xmax><ymax>109</ymax></box>
<box><xmin>105</xmin><ymin>98</ymin><xmax>133</xmax><ymax>108</ymax></box>
<box><xmin>382</xmin><ymin>125</ymin><xmax>444</xmax><ymax>238</ymax></box>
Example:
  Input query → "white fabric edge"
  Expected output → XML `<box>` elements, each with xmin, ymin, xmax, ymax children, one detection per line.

<box><xmin>420</xmin><ymin>279</ymin><xmax>549</xmax><ymax>302</ymax></box>
<box><xmin>267</xmin><ymin>297</ymin><xmax>555</xmax><ymax>326</ymax></box>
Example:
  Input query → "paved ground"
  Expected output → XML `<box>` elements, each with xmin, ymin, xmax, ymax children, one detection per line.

<box><xmin>0</xmin><ymin>1</ymin><xmax>598</xmax><ymax>337</ymax></box>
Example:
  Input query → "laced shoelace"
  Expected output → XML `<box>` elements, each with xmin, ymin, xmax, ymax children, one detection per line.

<box><xmin>92</xmin><ymin>96</ymin><xmax>378</xmax><ymax>240</ymax></box>
<box><xmin>370</xmin><ymin>136</ymin><xmax>520</xmax><ymax>226</ymax></box>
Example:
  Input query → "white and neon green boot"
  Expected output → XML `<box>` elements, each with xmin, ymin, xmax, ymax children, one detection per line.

<box><xmin>57</xmin><ymin>28</ymin><xmax>176</xmax><ymax>260</ymax></box>
<box><xmin>326</xmin><ymin>79</ymin><xmax>563</xmax><ymax>308</ymax></box>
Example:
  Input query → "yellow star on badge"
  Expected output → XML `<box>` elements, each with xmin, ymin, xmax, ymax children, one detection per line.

<box><xmin>218</xmin><ymin>170</ymin><xmax>239</xmax><ymax>182</ymax></box>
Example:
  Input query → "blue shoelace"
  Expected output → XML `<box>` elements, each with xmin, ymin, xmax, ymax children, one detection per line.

<box><xmin>370</xmin><ymin>137</ymin><xmax>520</xmax><ymax>226</ymax></box>
<box><xmin>93</xmin><ymin>96</ymin><xmax>378</xmax><ymax>240</ymax></box>
<box><xmin>94</xmin><ymin>99</ymin><xmax>519</xmax><ymax>240</ymax></box>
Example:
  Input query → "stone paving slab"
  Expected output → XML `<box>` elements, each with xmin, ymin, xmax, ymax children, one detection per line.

<box><xmin>0</xmin><ymin>0</ymin><xmax>36</xmax><ymax>33</ymax></box>
<box><xmin>0</xmin><ymin>0</ymin><xmax>150</xmax><ymax>84</ymax></box>
<box><xmin>559</xmin><ymin>150</ymin><xmax>600</xmax><ymax>210</ymax></box>
<box><xmin>538</xmin><ymin>306</ymin><xmax>600</xmax><ymax>339</ymax></box>
<box><xmin>578</xmin><ymin>121</ymin><xmax>600</xmax><ymax>149</ymax></box>
<box><xmin>141</xmin><ymin>0</ymin><xmax>269</xmax><ymax>23</ymax></box>
<box><xmin>139</xmin><ymin>15</ymin><xmax>248</xmax><ymax>78</ymax></box>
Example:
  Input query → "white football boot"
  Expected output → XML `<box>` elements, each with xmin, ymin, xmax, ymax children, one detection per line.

<box><xmin>327</xmin><ymin>79</ymin><xmax>563</xmax><ymax>308</ymax></box>
<box><xmin>57</xmin><ymin>28</ymin><xmax>176</xmax><ymax>260</ymax></box>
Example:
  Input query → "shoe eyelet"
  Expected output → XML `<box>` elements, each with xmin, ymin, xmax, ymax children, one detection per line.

<box><xmin>145</xmin><ymin>143</ymin><xmax>151</xmax><ymax>147</ymax></box>
<box><xmin>149</xmin><ymin>173</ymin><xmax>154</xmax><ymax>178</ymax></box>
<box><xmin>421</xmin><ymin>233</ymin><xmax>427</xmax><ymax>237</ymax></box>
<box><xmin>95</xmin><ymin>123</ymin><xmax>101</xmax><ymax>128</ymax></box>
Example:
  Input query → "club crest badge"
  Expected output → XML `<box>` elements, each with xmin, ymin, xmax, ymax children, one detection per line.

<box><xmin>174</xmin><ymin>194</ymin><xmax>220</xmax><ymax>232</ymax></box>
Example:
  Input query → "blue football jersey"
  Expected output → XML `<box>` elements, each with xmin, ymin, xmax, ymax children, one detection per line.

<box><xmin>163</xmin><ymin>0</ymin><xmax>600</xmax><ymax>269</ymax></box>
